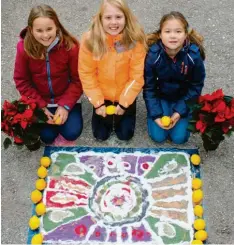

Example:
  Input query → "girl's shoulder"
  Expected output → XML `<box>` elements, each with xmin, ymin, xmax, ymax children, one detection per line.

<box><xmin>187</xmin><ymin>43</ymin><xmax>203</xmax><ymax>62</ymax></box>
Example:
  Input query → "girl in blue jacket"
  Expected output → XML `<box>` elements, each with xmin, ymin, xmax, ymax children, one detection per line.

<box><xmin>143</xmin><ymin>11</ymin><xmax>206</xmax><ymax>144</ymax></box>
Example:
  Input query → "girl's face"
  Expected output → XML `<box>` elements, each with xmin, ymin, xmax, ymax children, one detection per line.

<box><xmin>160</xmin><ymin>18</ymin><xmax>187</xmax><ymax>56</ymax></box>
<box><xmin>32</xmin><ymin>17</ymin><xmax>57</xmax><ymax>47</ymax></box>
<box><xmin>102</xmin><ymin>3</ymin><xmax>125</xmax><ymax>36</ymax></box>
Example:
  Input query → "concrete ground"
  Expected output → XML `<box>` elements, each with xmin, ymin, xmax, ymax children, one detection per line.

<box><xmin>1</xmin><ymin>0</ymin><xmax>234</xmax><ymax>243</ymax></box>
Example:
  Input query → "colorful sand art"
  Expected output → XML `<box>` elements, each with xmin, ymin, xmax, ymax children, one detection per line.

<box><xmin>28</xmin><ymin>148</ymin><xmax>205</xmax><ymax>244</ymax></box>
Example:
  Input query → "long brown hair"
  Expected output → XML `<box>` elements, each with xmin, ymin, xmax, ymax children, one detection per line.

<box><xmin>85</xmin><ymin>0</ymin><xmax>147</xmax><ymax>59</ymax></box>
<box><xmin>147</xmin><ymin>11</ymin><xmax>205</xmax><ymax>60</ymax></box>
<box><xmin>24</xmin><ymin>4</ymin><xmax>79</xmax><ymax>59</ymax></box>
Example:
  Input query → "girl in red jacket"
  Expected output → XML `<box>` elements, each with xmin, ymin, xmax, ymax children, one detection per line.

<box><xmin>13</xmin><ymin>4</ymin><xmax>83</xmax><ymax>144</ymax></box>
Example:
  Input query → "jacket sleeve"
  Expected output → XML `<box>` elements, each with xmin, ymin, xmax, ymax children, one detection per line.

<box><xmin>57</xmin><ymin>44</ymin><xmax>83</xmax><ymax>110</ymax></box>
<box><xmin>78</xmin><ymin>33</ymin><xmax>104</xmax><ymax>108</ymax></box>
<box><xmin>173</xmin><ymin>53</ymin><xmax>206</xmax><ymax>117</ymax></box>
<box><xmin>143</xmin><ymin>51</ymin><xmax>163</xmax><ymax>120</ymax></box>
<box><xmin>119</xmin><ymin>42</ymin><xmax>146</xmax><ymax>108</ymax></box>
<box><xmin>13</xmin><ymin>41</ymin><xmax>47</xmax><ymax>108</ymax></box>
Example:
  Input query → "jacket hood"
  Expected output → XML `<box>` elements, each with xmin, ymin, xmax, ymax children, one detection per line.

<box><xmin>19</xmin><ymin>27</ymin><xmax>28</xmax><ymax>39</ymax></box>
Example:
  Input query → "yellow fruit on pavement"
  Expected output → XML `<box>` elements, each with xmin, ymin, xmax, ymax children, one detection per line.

<box><xmin>193</xmin><ymin>189</ymin><xmax>203</xmax><ymax>204</ymax></box>
<box><xmin>190</xmin><ymin>154</ymin><xmax>201</xmax><ymax>165</ymax></box>
<box><xmin>37</xmin><ymin>166</ymin><xmax>48</xmax><ymax>178</ymax></box>
<box><xmin>54</xmin><ymin>115</ymin><xmax>61</xmax><ymax>125</ymax></box>
<box><xmin>40</xmin><ymin>156</ymin><xmax>51</xmax><ymax>167</ymax></box>
<box><xmin>194</xmin><ymin>205</ymin><xmax>204</xmax><ymax>217</ymax></box>
<box><xmin>161</xmin><ymin>116</ymin><xmax>171</xmax><ymax>127</ymax></box>
<box><xmin>29</xmin><ymin>215</ymin><xmax>40</xmax><ymax>230</ymax></box>
<box><xmin>35</xmin><ymin>179</ymin><xmax>47</xmax><ymax>191</ymax></box>
<box><xmin>194</xmin><ymin>219</ymin><xmax>206</xmax><ymax>230</ymax></box>
<box><xmin>35</xmin><ymin>202</ymin><xmax>46</xmax><ymax>216</ymax></box>
<box><xmin>191</xmin><ymin>240</ymin><xmax>203</xmax><ymax>244</ymax></box>
<box><xmin>31</xmin><ymin>233</ymin><xmax>43</xmax><ymax>244</ymax></box>
<box><xmin>106</xmin><ymin>105</ymin><xmax>116</xmax><ymax>115</ymax></box>
<box><xmin>192</xmin><ymin>178</ymin><xmax>203</xmax><ymax>190</ymax></box>
<box><xmin>31</xmin><ymin>189</ymin><xmax>42</xmax><ymax>204</ymax></box>
<box><xmin>194</xmin><ymin>230</ymin><xmax>208</xmax><ymax>241</ymax></box>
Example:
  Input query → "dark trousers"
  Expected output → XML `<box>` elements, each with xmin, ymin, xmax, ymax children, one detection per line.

<box><xmin>40</xmin><ymin>104</ymin><xmax>83</xmax><ymax>144</ymax></box>
<box><xmin>92</xmin><ymin>100</ymin><xmax>136</xmax><ymax>141</ymax></box>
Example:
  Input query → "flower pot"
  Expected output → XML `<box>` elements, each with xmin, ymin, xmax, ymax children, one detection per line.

<box><xmin>202</xmin><ymin>135</ymin><xmax>220</xmax><ymax>151</ymax></box>
<box><xmin>25</xmin><ymin>138</ymin><xmax>41</xmax><ymax>151</ymax></box>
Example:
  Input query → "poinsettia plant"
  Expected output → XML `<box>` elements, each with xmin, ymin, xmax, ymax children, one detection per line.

<box><xmin>187</xmin><ymin>89</ymin><xmax>234</xmax><ymax>151</ymax></box>
<box><xmin>1</xmin><ymin>96</ymin><xmax>47</xmax><ymax>150</ymax></box>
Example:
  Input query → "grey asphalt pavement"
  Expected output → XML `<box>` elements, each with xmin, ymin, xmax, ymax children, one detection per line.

<box><xmin>1</xmin><ymin>0</ymin><xmax>234</xmax><ymax>244</ymax></box>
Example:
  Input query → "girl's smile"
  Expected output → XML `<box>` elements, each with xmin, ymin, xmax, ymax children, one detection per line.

<box><xmin>32</xmin><ymin>17</ymin><xmax>57</xmax><ymax>47</ymax></box>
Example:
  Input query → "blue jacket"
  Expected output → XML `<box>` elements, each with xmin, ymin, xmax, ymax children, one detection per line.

<box><xmin>143</xmin><ymin>41</ymin><xmax>206</xmax><ymax>119</ymax></box>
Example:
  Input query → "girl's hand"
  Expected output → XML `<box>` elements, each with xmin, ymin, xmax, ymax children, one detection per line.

<box><xmin>115</xmin><ymin>105</ymin><xmax>125</xmax><ymax>115</ymax></box>
<box><xmin>170</xmin><ymin>112</ymin><xmax>181</xmax><ymax>128</ymax></box>
<box><xmin>95</xmin><ymin>105</ymin><xmax>106</xmax><ymax>117</ymax></box>
<box><xmin>54</xmin><ymin>106</ymin><xmax>69</xmax><ymax>124</ymax></box>
<box><xmin>155</xmin><ymin>118</ymin><xmax>172</xmax><ymax>130</ymax></box>
<box><xmin>43</xmin><ymin>107</ymin><xmax>54</xmax><ymax>124</ymax></box>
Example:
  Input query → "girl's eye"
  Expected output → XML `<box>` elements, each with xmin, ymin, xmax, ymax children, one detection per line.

<box><xmin>116</xmin><ymin>16</ymin><xmax>122</xmax><ymax>19</ymax></box>
<box><xmin>36</xmin><ymin>30</ymin><xmax>42</xmax><ymax>33</ymax></box>
<box><xmin>105</xmin><ymin>16</ymin><xmax>111</xmax><ymax>20</ymax></box>
<box><xmin>47</xmin><ymin>28</ymin><xmax>53</xmax><ymax>31</ymax></box>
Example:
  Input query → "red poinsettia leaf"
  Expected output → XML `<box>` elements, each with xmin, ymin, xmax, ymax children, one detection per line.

<box><xmin>201</xmin><ymin>102</ymin><xmax>212</xmax><ymax>112</ymax></box>
<box><xmin>212</xmin><ymin>100</ymin><xmax>226</xmax><ymax>112</ymax></box>
<box><xmin>29</xmin><ymin>103</ymin><xmax>37</xmax><ymax>110</ymax></box>
<box><xmin>23</xmin><ymin>109</ymin><xmax>34</xmax><ymax>119</ymax></box>
<box><xmin>196</xmin><ymin>120</ymin><xmax>207</xmax><ymax>133</ymax></box>
<box><xmin>20</xmin><ymin>120</ymin><xmax>28</xmax><ymax>129</ymax></box>
<box><xmin>222</xmin><ymin>122</ymin><xmax>230</xmax><ymax>134</ymax></box>
<box><xmin>210</xmin><ymin>89</ymin><xmax>224</xmax><ymax>101</ymax></box>
<box><xmin>229</xmin><ymin>117</ymin><xmax>234</xmax><ymax>126</ymax></box>
<box><xmin>14</xmin><ymin>136</ymin><xmax>23</xmax><ymax>143</ymax></box>
<box><xmin>214</xmin><ymin>113</ymin><xmax>226</xmax><ymax>122</ymax></box>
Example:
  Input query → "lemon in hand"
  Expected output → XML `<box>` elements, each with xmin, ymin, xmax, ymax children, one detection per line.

<box><xmin>194</xmin><ymin>219</ymin><xmax>206</xmax><ymax>230</ymax></box>
<box><xmin>40</xmin><ymin>156</ymin><xmax>51</xmax><ymax>168</ymax></box>
<box><xmin>191</xmin><ymin>154</ymin><xmax>201</xmax><ymax>165</ymax></box>
<box><xmin>31</xmin><ymin>189</ymin><xmax>42</xmax><ymax>204</ymax></box>
<box><xmin>161</xmin><ymin>116</ymin><xmax>171</xmax><ymax>127</ymax></box>
<box><xmin>29</xmin><ymin>215</ymin><xmax>40</xmax><ymax>230</ymax></box>
<box><xmin>192</xmin><ymin>178</ymin><xmax>203</xmax><ymax>190</ymax></box>
<box><xmin>54</xmin><ymin>115</ymin><xmax>61</xmax><ymax>125</ymax></box>
<box><xmin>31</xmin><ymin>233</ymin><xmax>43</xmax><ymax>244</ymax></box>
<box><xmin>194</xmin><ymin>205</ymin><xmax>204</xmax><ymax>217</ymax></box>
<box><xmin>106</xmin><ymin>105</ymin><xmax>116</xmax><ymax>115</ymax></box>
<box><xmin>35</xmin><ymin>202</ymin><xmax>46</xmax><ymax>216</ymax></box>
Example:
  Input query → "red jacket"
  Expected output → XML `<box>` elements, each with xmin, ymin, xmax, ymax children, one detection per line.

<box><xmin>13</xmin><ymin>28</ymin><xmax>83</xmax><ymax>110</ymax></box>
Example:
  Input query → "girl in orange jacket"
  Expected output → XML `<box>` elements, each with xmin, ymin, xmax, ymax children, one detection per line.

<box><xmin>79</xmin><ymin>0</ymin><xmax>147</xmax><ymax>141</ymax></box>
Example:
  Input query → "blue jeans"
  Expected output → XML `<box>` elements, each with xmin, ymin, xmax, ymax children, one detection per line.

<box><xmin>40</xmin><ymin>104</ymin><xmax>83</xmax><ymax>144</ymax></box>
<box><xmin>147</xmin><ymin>100</ymin><xmax>190</xmax><ymax>144</ymax></box>
<box><xmin>92</xmin><ymin>100</ymin><xmax>136</xmax><ymax>141</ymax></box>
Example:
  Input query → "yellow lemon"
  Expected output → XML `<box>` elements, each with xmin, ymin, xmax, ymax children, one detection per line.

<box><xmin>35</xmin><ymin>202</ymin><xmax>46</xmax><ymax>216</ymax></box>
<box><xmin>161</xmin><ymin>116</ymin><xmax>171</xmax><ymax>127</ymax></box>
<box><xmin>54</xmin><ymin>116</ymin><xmax>61</xmax><ymax>125</ymax></box>
<box><xmin>191</xmin><ymin>154</ymin><xmax>201</xmax><ymax>165</ymax></box>
<box><xmin>31</xmin><ymin>233</ymin><xmax>43</xmax><ymax>244</ymax></box>
<box><xmin>35</xmin><ymin>179</ymin><xmax>47</xmax><ymax>191</ymax></box>
<box><xmin>192</xmin><ymin>178</ymin><xmax>203</xmax><ymax>190</ymax></box>
<box><xmin>106</xmin><ymin>105</ymin><xmax>116</xmax><ymax>115</ymax></box>
<box><xmin>191</xmin><ymin>240</ymin><xmax>203</xmax><ymax>244</ymax></box>
<box><xmin>31</xmin><ymin>189</ymin><xmax>42</xmax><ymax>204</ymax></box>
<box><xmin>29</xmin><ymin>215</ymin><xmax>40</xmax><ymax>230</ymax></box>
<box><xmin>194</xmin><ymin>230</ymin><xmax>208</xmax><ymax>241</ymax></box>
<box><xmin>37</xmin><ymin>166</ymin><xmax>48</xmax><ymax>179</ymax></box>
<box><xmin>194</xmin><ymin>219</ymin><xmax>206</xmax><ymax>230</ymax></box>
<box><xmin>193</xmin><ymin>189</ymin><xmax>203</xmax><ymax>204</ymax></box>
<box><xmin>194</xmin><ymin>205</ymin><xmax>204</xmax><ymax>217</ymax></box>
<box><xmin>40</xmin><ymin>156</ymin><xmax>51</xmax><ymax>168</ymax></box>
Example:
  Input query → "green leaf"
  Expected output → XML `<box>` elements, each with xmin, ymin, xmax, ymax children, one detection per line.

<box><xmin>3</xmin><ymin>138</ymin><xmax>12</xmax><ymax>149</ymax></box>
<box><xmin>224</xmin><ymin>96</ymin><xmax>233</xmax><ymax>103</ymax></box>
<box><xmin>187</xmin><ymin>124</ymin><xmax>197</xmax><ymax>133</ymax></box>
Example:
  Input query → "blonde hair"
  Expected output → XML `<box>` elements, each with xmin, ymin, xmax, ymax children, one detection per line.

<box><xmin>24</xmin><ymin>4</ymin><xmax>79</xmax><ymax>59</ymax></box>
<box><xmin>147</xmin><ymin>11</ymin><xmax>205</xmax><ymax>60</ymax></box>
<box><xmin>85</xmin><ymin>0</ymin><xmax>147</xmax><ymax>59</ymax></box>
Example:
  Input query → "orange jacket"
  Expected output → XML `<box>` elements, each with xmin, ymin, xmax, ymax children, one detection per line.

<box><xmin>78</xmin><ymin>32</ymin><xmax>146</xmax><ymax>108</ymax></box>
